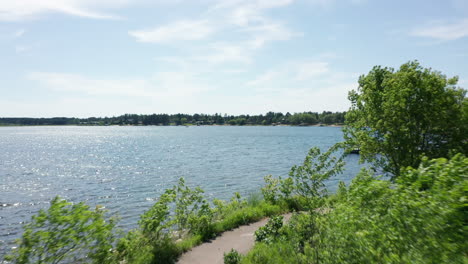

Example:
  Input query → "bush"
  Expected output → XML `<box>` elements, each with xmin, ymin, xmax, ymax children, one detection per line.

<box><xmin>115</xmin><ymin>230</ymin><xmax>154</xmax><ymax>264</ymax></box>
<box><xmin>6</xmin><ymin>197</ymin><xmax>116</xmax><ymax>264</ymax></box>
<box><xmin>8</xmin><ymin>178</ymin><xmax>288</xmax><ymax>264</ymax></box>
<box><xmin>116</xmin><ymin>181</ymin><xmax>286</xmax><ymax>264</ymax></box>
<box><xmin>254</xmin><ymin>216</ymin><xmax>283</xmax><ymax>244</ymax></box>
<box><xmin>249</xmin><ymin>154</ymin><xmax>467</xmax><ymax>264</ymax></box>
<box><xmin>241</xmin><ymin>242</ymin><xmax>303</xmax><ymax>264</ymax></box>
<box><xmin>262</xmin><ymin>145</ymin><xmax>345</xmax><ymax>210</ymax></box>
<box><xmin>224</xmin><ymin>249</ymin><xmax>242</xmax><ymax>264</ymax></box>
<box><xmin>117</xmin><ymin>178</ymin><xmax>213</xmax><ymax>263</ymax></box>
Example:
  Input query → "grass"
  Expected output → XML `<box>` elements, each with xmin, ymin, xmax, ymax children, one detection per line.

<box><xmin>119</xmin><ymin>193</ymin><xmax>290</xmax><ymax>264</ymax></box>
<box><xmin>169</xmin><ymin>195</ymin><xmax>288</xmax><ymax>263</ymax></box>
<box><xmin>214</xmin><ymin>202</ymin><xmax>285</xmax><ymax>232</ymax></box>
<box><xmin>241</xmin><ymin>242</ymin><xmax>302</xmax><ymax>264</ymax></box>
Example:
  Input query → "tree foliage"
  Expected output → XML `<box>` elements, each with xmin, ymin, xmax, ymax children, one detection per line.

<box><xmin>254</xmin><ymin>216</ymin><xmax>284</xmax><ymax>244</ymax></box>
<box><xmin>0</xmin><ymin>111</ymin><xmax>345</xmax><ymax>126</ymax></box>
<box><xmin>315</xmin><ymin>154</ymin><xmax>467</xmax><ymax>263</ymax></box>
<box><xmin>262</xmin><ymin>145</ymin><xmax>345</xmax><ymax>209</ymax></box>
<box><xmin>224</xmin><ymin>249</ymin><xmax>242</xmax><ymax>264</ymax></box>
<box><xmin>117</xmin><ymin>178</ymin><xmax>213</xmax><ymax>263</ymax></box>
<box><xmin>344</xmin><ymin>61</ymin><xmax>467</xmax><ymax>178</ymax></box>
<box><xmin>244</xmin><ymin>154</ymin><xmax>468</xmax><ymax>264</ymax></box>
<box><xmin>6</xmin><ymin>197</ymin><xmax>116</xmax><ymax>264</ymax></box>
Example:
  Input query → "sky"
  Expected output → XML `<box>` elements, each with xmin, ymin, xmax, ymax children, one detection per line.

<box><xmin>0</xmin><ymin>0</ymin><xmax>467</xmax><ymax>117</ymax></box>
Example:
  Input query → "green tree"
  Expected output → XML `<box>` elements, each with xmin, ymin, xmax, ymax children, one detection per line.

<box><xmin>117</xmin><ymin>178</ymin><xmax>214</xmax><ymax>263</ymax></box>
<box><xmin>289</xmin><ymin>113</ymin><xmax>317</xmax><ymax>125</ymax></box>
<box><xmin>261</xmin><ymin>145</ymin><xmax>345</xmax><ymax>209</ymax></box>
<box><xmin>313</xmin><ymin>154</ymin><xmax>467</xmax><ymax>264</ymax></box>
<box><xmin>344</xmin><ymin>61</ymin><xmax>467</xmax><ymax>178</ymax></box>
<box><xmin>7</xmin><ymin>197</ymin><xmax>116</xmax><ymax>264</ymax></box>
<box><xmin>245</xmin><ymin>154</ymin><xmax>467</xmax><ymax>264</ymax></box>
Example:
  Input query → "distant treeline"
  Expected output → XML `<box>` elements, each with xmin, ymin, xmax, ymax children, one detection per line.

<box><xmin>0</xmin><ymin>111</ymin><xmax>345</xmax><ymax>126</ymax></box>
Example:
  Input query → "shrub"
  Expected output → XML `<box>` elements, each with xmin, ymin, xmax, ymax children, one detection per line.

<box><xmin>254</xmin><ymin>154</ymin><xmax>468</xmax><ymax>264</ymax></box>
<box><xmin>241</xmin><ymin>242</ymin><xmax>303</xmax><ymax>264</ymax></box>
<box><xmin>117</xmin><ymin>178</ymin><xmax>213</xmax><ymax>264</ymax></box>
<box><xmin>6</xmin><ymin>197</ymin><xmax>116</xmax><ymax>264</ymax></box>
<box><xmin>254</xmin><ymin>216</ymin><xmax>283</xmax><ymax>244</ymax></box>
<box><xmin>224</xmin><ymin>249</ymin><xmax>242</xmax><ymax>264</ymax></box>
<box><xmin>262</xmin><ymin>145</ymin><xmax>345</xmax><ymax>210</ymax></box>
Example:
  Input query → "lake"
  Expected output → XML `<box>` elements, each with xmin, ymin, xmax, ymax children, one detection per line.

<box><xmin>0</xmin><ymin>126</ymin><xmax>362</xmax><ymax>255</ymax></box>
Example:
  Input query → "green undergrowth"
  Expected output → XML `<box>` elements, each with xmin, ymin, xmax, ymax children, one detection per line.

<box><xmin>240</xmin><ymin>154</ymin><xmax>468</xmax><ymax>264</ymax></box>
<box><xmin>114</xmin><ymin>182</ymin><xmax>289</xmax><ymax>264</ymax></box>
<box><xmin>172</xmin><ymin>200</ymin><xmax>286</xmax><ymax>263</ymax></box>
<box><xmin>5</xmin><ymin>176</ymin><xmax>289</xmax><ymax>264</ymax></box>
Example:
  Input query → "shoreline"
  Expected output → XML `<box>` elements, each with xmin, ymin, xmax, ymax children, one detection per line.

<box><xmin>0</xmin><ymin>124</ymin><xmax>344</xmax><ymax>128</ymax></box>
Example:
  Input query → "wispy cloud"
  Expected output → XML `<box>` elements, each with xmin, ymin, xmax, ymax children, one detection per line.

<box><xmin>193</xmin><ymin>42</ymin><xmax>253</xmax><ymax>64</ymax></box>
<box><xmin>27</xmin><ymin>70</ymin><xmax>213</xmax><ymax>98</ymax></box>
<box><xmin>129</xmin><ymin>0</ymin><xmax>300</xmax><ymax>47</ymax></box>
<box><xmin>246</xmin><ymin>70</ymin><xmax>280</xmax><ymax>86</ymax></box>
<box><xmin>157</xmin><ymin>41</ymin><xmax>256</xmax><ymax>68</ymax></box>
<box><xmin>14</xmin><ymin>29</ymin><xmax>26</xmax><ymax>38</ymax></box>
<box><xmin>16</xmin><ymin>45</ymin><xmax>31</xmax><ymax>53</ymax></box>
<box><xmin>242</xmin><ymin>59</ymin><xmax>356</xmax><ymax>112</ymax></box>
<box><xmin>132</xmin><ymin>0</ymin><xmax>300</xmax><ymax>76</ymax></box>
<box><xmin>23</xmin><ymin>70</ymin><xmax>221</xmax><ymax>116</ymax></box>
<box><xmin>410</xmin><ymin>18</ymin><xmax>468</xmax><ymax>41</ymax></box>
<box><xmin>214</xmin><ymin>0</ymin><xmax>295</xmax><ymax>26</ymax></box>
<box><xmin>210</xmin><ymin>0</ymin><xmax>300</xmax><ymax>48</ymax></box>
<box><xmin>295</xmin><ymin>61</ymin><xmax>329</xmax><ymax>80</ymax></box>
<box><xmin>247</xmin><ymin>60</ymin><xmax>331</xmax><ymax>87</ymax></box>
<box><xmin>245</xmin><ymin>21</ymin><xmax>302</xmax><ymax>48</ymax></box>
<box><xmin>0</xmin><ymin>0</ymin><xmax>129</xmax><ymax>21</ymax></box>
<box><xmin>129</xmin><ymin>19</ymin><xmax>216</xmax><ymax>43</ymax></box>
<box><xmin>28</xmin><ymin>72</ymin><xmax>153</xmax><ymax>97</ymax></box>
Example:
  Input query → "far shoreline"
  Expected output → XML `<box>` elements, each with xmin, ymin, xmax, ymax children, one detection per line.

<box><xmin>0</xmin><ymin>123</ymin><xmax>344</xmax><ymax>128</ymax></box>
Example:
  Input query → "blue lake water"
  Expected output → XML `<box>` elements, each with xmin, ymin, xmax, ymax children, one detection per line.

<box><xmin>0</xmin><ymin>126</ymin><xmax>362</xmax><ymax>255</ymax></box>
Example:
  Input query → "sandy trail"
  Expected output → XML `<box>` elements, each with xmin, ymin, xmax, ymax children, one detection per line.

<box><xmin>176</xmin><ymin>213</ymin><xmax>292</xmax><ymax>264</ymax></box>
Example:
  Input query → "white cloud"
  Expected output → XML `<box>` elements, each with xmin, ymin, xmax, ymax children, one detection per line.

<box><xmin>226</xmin><ymin>81</ymin><xmax>354</xmax><ymax>114</ymax></box>
<box><xmin>20</xmin><ymin>70</ymin><xmax>223</xmax><ymax>116</ymax></box>
<box><xmin>130</xmin><ymin>0</ymin><xmax>299</xmax><ymax>47</ymax></box>
<box><xmin>240</xmin><ymin>58</ymin><xmax>357</xmax><ymax>112</ymax></box>
<box><xmin>0</xmin><ymin>0</ymin><xmax>130</xmax><ymax>21</ymax></box>
<box><xmin>411</xmin><ymin>18</ymin><xmax>468</xmax><ymax>41</ymax></box>
<box><xmin>247</xmin><ymin>60</ymin><xmax>331</xmax><ymax>87</ymax></box>
<box><xmin>295</xmin><ymin>61</ymin><xmax>329</xmax><ymax>80</ymax></box>
<box><xmin>154</xmin><ymin>43</ymin><xmax>252</xmax><ymax>75</ymax></box>
<box><xmin>132</xmin><ymin>0</ymin><xmax>300</xmax><ymax>79</ymax></box>
<box><xmin>16</xmin><ymin>45</ymin><xmax>31</xmax><ymax>53</ymax></box>
<box><xmin>27</xmin><ymin>70</ymin><xmax>213</xmax><ymax>99</ymax></box>
<box><xmin>193</xmin><ymin>42</ymin><xmax>252</xmax><ymax>64</ymax></box>
<box><xmin>212</xmin><ymin>0</ymin><xmax>294</xmax><ymax>26</ymax></box>
<box><xmin>246</xmin><ymin>70</ymin><xmax>280</xmax><ymax>86</ymax></box>
<box><xmin>14</xmin><ymin>29</ymin><xmax>25</xmax><ymax>38</ymax></box>
<box><xmin>28</xmin><ymin>72</ymin><xmax>153</xmax><ymax>97</ymax></box>
<box><xmin>304</xmin><ymin>0</ymin><xmax>366</xmax><ymax>8</ymax></box>
<box><xmin>129</xmin><ymin>20</ymin><xmax>216</xmax><ymax>43</ymax></box>
<box><xmin>245</xmin><ymin>21</ymin><xmax>302</xmax><ymax>48</ymax></box>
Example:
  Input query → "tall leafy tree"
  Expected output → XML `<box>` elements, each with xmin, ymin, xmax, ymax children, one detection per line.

<box><xmin>7</xmin><ymin>197</ymin><xmax>116</xmax><ymax>264</ymax></box>
<box><xmin>344</xmin><ymin>61</ymin><xmax>467</xmax><ymax>178</ymax></box>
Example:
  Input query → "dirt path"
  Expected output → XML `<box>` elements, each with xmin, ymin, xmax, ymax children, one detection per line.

<box><xmin>177</xmin><ymin>213</ymin><xmax>292</xmax><ymax>264</ymax></box>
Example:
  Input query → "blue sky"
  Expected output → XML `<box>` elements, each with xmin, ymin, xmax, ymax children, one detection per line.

<box><xmin>1</xmin><ymin>0</ymin><xmax>467</xmax><ymax>117</ymax></box>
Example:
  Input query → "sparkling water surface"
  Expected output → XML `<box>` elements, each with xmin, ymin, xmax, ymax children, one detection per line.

<box><xmin>0</xmin><ymin>126</ymin><xmax>361</xmax><ymax>255</ymax></box>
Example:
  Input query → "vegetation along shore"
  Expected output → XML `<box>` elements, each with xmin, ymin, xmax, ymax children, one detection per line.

<box><xmin>0</xmin><ymin>111</ymin><xmax>345</xmax><ymax>127</ymax></box>
<box><xmin>3</xmin><ymin>61</ymin><xmax>467</xmax><ymax>264</ymax></box>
